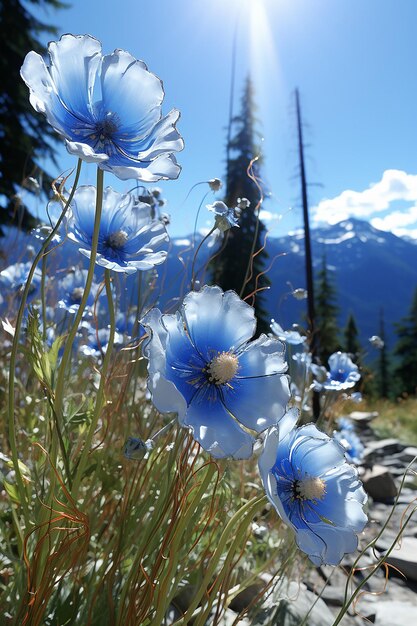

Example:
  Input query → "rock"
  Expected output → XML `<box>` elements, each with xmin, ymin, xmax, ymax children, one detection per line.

<box><xmin>229</xmin><ymin>581</ymin><xmax>265</xmax><ymax>613</ymax></box>
<box><xmin>348</xmin><ymin>411</ymin><xmax>379</xmax><ymax>425</ymax></box>
<box><xmin>399</xmin><ymin>446</ymin><xmax>417</xmax><ymax>464</ymax></box>
<box><xmin>384</xmin><ymin>536</ymin><xmax>417</xmax><ymax>582</ymax></box>
<box><xmin>362</xmin><ymin>465</ymin><xmax>398</xmax><ymax>502</ymax></box>
<box><xmin>251</xmin><ymin>579</ymin><xmax>335</xmax><ymax>626</ymax></box>
<box><xmin>363</xmin><ymin>439</ymin><xmax>406</xmax><ymax>461</ymax></box>
<box><xmin>216</xmin><ymin>608</ymin><xmax>251</xmax><ymax>625</ymax></box>
<box><xmin>373</xmin><ymin>600</ymin><xmax>417</xmax><ymax>625</ymax></box>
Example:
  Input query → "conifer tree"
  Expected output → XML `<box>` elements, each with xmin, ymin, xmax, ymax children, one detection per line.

<box><xmin>344</xmin><ymin>312</ymin><xmax>360</xmax><ymax>359</ymax></box>
<box><xmin>0</xmin><ymin>0</ymin><xmax>65</xmax><ymax>236</ymax></box>
<box><xmin>210</xmin><ymin>77</ymin><xmax>270</xmax><ymax>335</ymax></box>
<box><xmin>394</xmin><ymin>287</ymin><xmax>417</xmax><ymax>395</ymax></box>
<box><xmin>315</xmin><ymin>254</ymin><xmax>340</xmax><ymax>363</ymax></box>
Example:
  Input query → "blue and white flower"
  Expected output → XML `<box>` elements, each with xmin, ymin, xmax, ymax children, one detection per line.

<box><xmin>56</xmin><ymin>186</ymin><xmax>169</xmax><ymax>274</ymax></box>
<box><xmin>334</xmin><ymin>429</ymin><xmax>365</xmax><ymax>465</ymax></box>
<box><xmin>80</xmin><ymin>326</ymin><xmax>123</xmax><ymax>359</ymax></box>
<box><xmin>0</xmin><ymin>262</ymin><xmax>41</xmax><ymax>301</ymax></box>
<box><xmin>271</xmin><ymin>320</ymin><xmax>307</xmax><ymax>345</ymax></box>
<box><xmin>21</xmin><ymin>34</ymin><xmax>183</xmax><ymax>181</ymax></box>
<box><xmin>57</xmin><ymin>268</ymin><xmax>103</xmax><ymax>315</ymax></box>
<box><xmin>141</xmin><ymin>285</ymin><xmax>291</xmax><ymax>459</ymax></box>
<box><xmin>259</xmin><ymin>410</ymin><xmax>368</xmax><ymax>565</ymax></box>
<box><xmin>312</xmin><ymin>351</ymin><xmax>361</xmax><ymax>392</ymax></box>
<box><xmin>206</xmin><ymin>201</ymin><xmax>239</xmax><ymax>232</ymax></box>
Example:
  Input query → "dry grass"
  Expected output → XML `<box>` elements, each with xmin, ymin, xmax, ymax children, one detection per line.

<box><xmin>359</xmin><ymin>396</ymin><xmax>417</xmax><ymax>445</ymax></box>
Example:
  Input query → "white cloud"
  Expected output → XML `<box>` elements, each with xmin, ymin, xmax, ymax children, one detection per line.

<box><xmin>370</xmin><ymin>205</ymin><xmax>417</xmax><ymax>233</ymax></box>
<box><xmin>312</xmin><ymin>170</ymin><xmax>417</xmax><ymax>229</ymax></box>
<box><xmin>259</xmin><ymin>209</ymin><xmax>283</xmax><ymax>223</ymax></box>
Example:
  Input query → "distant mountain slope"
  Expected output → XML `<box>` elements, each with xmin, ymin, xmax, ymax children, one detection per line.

<box><xmin>1</xmin><ymin>218</ymin><xmax>416</xmax><ymax>350</ymax></box>
<box><xmin>164</xmin><ymin>219</ymin><xmax>417</xmax><ymax>350</ymax></box>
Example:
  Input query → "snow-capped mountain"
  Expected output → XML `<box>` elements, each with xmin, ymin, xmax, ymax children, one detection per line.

<box><xmin>1</xmin><ymin>218</ymin><xmax>416</xmax><ymax>351</ymax></box>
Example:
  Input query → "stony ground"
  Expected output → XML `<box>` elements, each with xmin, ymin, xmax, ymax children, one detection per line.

<box><xmin>219</xmin><ymin>411</ymin><xmax>417</xmax><ymax>626</ymax></box>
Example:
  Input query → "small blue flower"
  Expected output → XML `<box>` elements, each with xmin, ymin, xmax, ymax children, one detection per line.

<box><xmin>206</xmin><ymin>201</ymin><xmax>239</xmax><ymax>232</ymax></box>
<box><xmin>80</xmin><ymin>325</ymin><xmax>123</xmax><ymax>359</ymax></box>
<box><xmin>57</xmin><ymin>268</ymin><xmax>103</xmax><ymax>315</ymax></box>
<box><xmin>312</xmin><ymin>352</ymin><xmax>361</xmax><ymax>392</ymax></box>
<box><xmin>270</xmin><ymin>320</ymin><xmax>306</xmax><ymax>345</ymax></box>
<box><xmin>141</xmin><ymin>285</ymin><xmax>291</xmax><ymax>459</ymax></box>
<box><xmin>0</xmin><ymin>262</ymin><xmax>41</xmax><ymax>302</ymax></box>
<box><xmin>123</xmin><ymin>437</ymin><xmax>152</xmax><ymax>461</ymax></box>
<box><xmin>57</xmin><ymin>186</ymin><xmax>169</xmax><ymax>274</ymax></box>
<box><xmin>337</xmin><ymin>416</ymin><xmax>355</xmax><ymax>431</ymax></box>
<box><xmin>334</xmin><ymin>429</ymin><xmax>364</xmax><ymax>465</ymax></box>
<box><xmin>21</xmin><ymin>34</ymin><xmax>183</xmax><ymax>181</ymax></box>
<box><xmin>259</xmin><ymin>410</ymin><xmax>368</xmax><ymax>565</ymax></box>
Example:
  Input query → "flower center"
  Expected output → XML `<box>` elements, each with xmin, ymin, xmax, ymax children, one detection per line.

<box><xmin>89</xmin><ymin>113</ymin><xmax>119</xmax><ymax>146</ymax></box>
<box><xmin>107</xmin><ymin>230</ymin><xmax>129</xmax><ymax>249</ymax></box>
<box><xmin>206</xmin><ymin>352</ymin><xmax>239</xmax><ymax>385</ymax></box>
<box><xmin>294</xmin><ymin>476</ymin><xmax>326</xmax><ymax>501</ymax></box>
<box><xmin>70</xmin><ymin>286</ymin><xmax>84</xmax><ymax>303</ymax></box>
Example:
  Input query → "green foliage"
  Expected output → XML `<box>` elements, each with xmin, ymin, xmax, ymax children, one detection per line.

<box><xmin>314</xmin><ymin>254</ymin><xmax>340</xmax><ymax>363</ymax></box>
<box><xmin>210</xmin><ymin>77</ymin><xmax>271</xmax><ymax>336</ymax></box>
<box><xmin>394</xmin><ymin>286</ymin><xmax>417</xmax><ymax>395</ymax></box>
<box><xmin>0</xmin><ymin>0</ymin><xmax>66</xmax><ymax>235</ymax></box>
<box><xmin>343</xmin><ymin>312</ymin><xmax>360</xmax><ymax>358</ymax></box>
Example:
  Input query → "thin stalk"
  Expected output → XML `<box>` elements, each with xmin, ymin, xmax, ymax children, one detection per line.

<box><xmin>7</xmin><ymin>159</ymin><xmax>82</xmax><ymax>527</ymax></box>
<box><xmin>71</xmin><ymin>267</ymin><xmax>115</xmax><ymax>499</ymax></box>
<box><xmin>174</xmin><ymin>495</ymin><xmax>266</xmax><ymax>625</ymax></box>
<box><xmin>54</xmin><ymin>168</ymin><xmax>104</xmax><ymax>434</ymax></box>
<box><xmin>191</xmin><ymin>225</ymin><xmax>216</xmax><ymax>289</ymax></box>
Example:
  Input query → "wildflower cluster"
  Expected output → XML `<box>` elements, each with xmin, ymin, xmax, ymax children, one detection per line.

<box><xmin>0</xmin><ymin>31</ymin><xmax>372</xmax><ymax>624</ymax></box>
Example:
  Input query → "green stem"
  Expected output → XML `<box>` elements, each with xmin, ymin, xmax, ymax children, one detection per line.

<box><xmin>54</xmin><ymin>167</ymin><xmax>104</xmax><ymax>435</ymax></box>
<box><xmin>41</xmin><ymin>255</ymin><xmax>47</xmax><ymax>343</ymax></box>
<box><xmin>71</xmin><ymin>267</ymin><xmax>115</xmax><ymax>499</ymax></box>
<box><xmin>174</xmin><ymin>495</ymin><xmax>267</xmax><ymax>625</ymax></box>
<box><xmin>7</xmin><ymin>159</ymin><xmax>82</xmax><ymax>528</ymax></box>
<box><xmin>191</xmin><ymin>225</ymin><xmax>216</xmax><ymax>289</ymax></box>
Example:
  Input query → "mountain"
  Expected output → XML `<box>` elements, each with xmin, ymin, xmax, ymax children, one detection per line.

<box><xmin>162</xmin><ymin>219</ymin><xmax>417</xmax><ymax>352</ymax></box>
<box><xmin>1</xmin><ymin>218</ymin><xmax>417</xmax><ymax>352</ymax></box>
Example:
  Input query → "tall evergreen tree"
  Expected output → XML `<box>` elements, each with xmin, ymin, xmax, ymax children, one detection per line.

<box><xmin>0</xmin><ymin>0</ymin><xmax>65</xmax><ymax>236</ymax></box>
<box><xmin>377</xmin><ymin>308</ymin><xmax>390</xmax><ymax>398</ymax></box>
<box><xmin>315</xmin><ymin>254</ymin><xmax>340</xmax><ymax>363</ymax></box>
<box><xmin>210</xmin><ymin>77</ymin><xmax>270</xmax><ymax>335</ymax></box>
<box><xmin>394</xmin><ymin>287</ymin><xmax>417</xmax><ymax>395</ymax></box>
<box><xmin>344</xmin><ymin>312</ymin><xmax>360</xmax><ymax>359</ymax></box>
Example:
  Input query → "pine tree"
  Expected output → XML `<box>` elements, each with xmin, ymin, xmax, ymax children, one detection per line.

<box><xmin>315</xmin><ymin>254</ymin><xmax>340</xmax><ymax>363</ymax></box>
<box><xmin>394</xmin><ymin>287</ymin><xmax>417</xmax><ymax>395</ymax></box>
<box><xmin>344</xmin><ymin>312</ymin><xmax>360</xmax><ymax>359</ymax></box>
<box><xmin>378</xmin><ymin>308</ymin><xmax>390</xmax><ymax>398</ymax></box>
<box><xmin>0</xmin><ymin>0</ymin><xmax>65</xmax><ymax>236</ymax></box>
<box><xmin>210</xmin><ymin>77</ymin><xmax>270</xmax><ymax>336</ymax></box>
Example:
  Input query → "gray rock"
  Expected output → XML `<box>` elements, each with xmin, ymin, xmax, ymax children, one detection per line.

<box><xmin>251</xmin><ymin>579</ymin><xmax>335</xmax><ymax>626</ymax></box>
<box><xmin>363</xmin><ymin>439</ymin><xmax>406</xmax><ymax>460</ymax></box>
<box><xmin>400</xmin><ymin>446</ymin><xmax>417</xmax><ymax>464</ymax></box>
<box><xmin>348</xmin><ymin>411</ymin><xmax>379</xmax><ymax>425</ymax></box>
<box><xmin>362</xmin><ymin>465</ymin><xmax>398</xmax><ymax>502</ymax></box>
<box><xmin>373</xmin><ymin>600</ymin><xmax>417</xmax><ymax>625</ymax></box>
<box><xmin>215</xmin><ymin>608</ymin><xmax>251</xmax><ymax>626</ymax></box>
<box><xmin>384</xmin><ymin>536</ymin><xmax>417</xmax><ymax>582</ymax></box>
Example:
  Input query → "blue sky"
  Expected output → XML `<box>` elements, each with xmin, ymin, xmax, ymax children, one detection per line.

<box><xmin>31</xmin><ymin>0</ymin><xmax>417</xmax><ymax>239</ymax></box>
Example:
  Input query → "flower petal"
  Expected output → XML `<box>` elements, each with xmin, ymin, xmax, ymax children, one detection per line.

<box><xmin>48</xmin><ymin>34</ymin><xmax>102</xmax><ymax>120</ymax></box>
<box><xmin>141</xmin><ymin>308</ymin><xmax>188</xmax><ymax>420</ymax></box>
<box><xmin>181</xmin><ymin>286</ymin><xmax>256</xmax><ymax>360</ymax></box>
<box><xmin>184</xmin><ymin>401</ymin><xmax>254</xmax><ymax>459</ymax></box>
<box><xmin>65</xmin><ymin>140</ymin><xmax>109</xmax><ymax>163</ymax></box>
<box><xmin>100</xmin><ymin>50</ymin><xmax>164</xmax><ymax>137</ymax></box>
